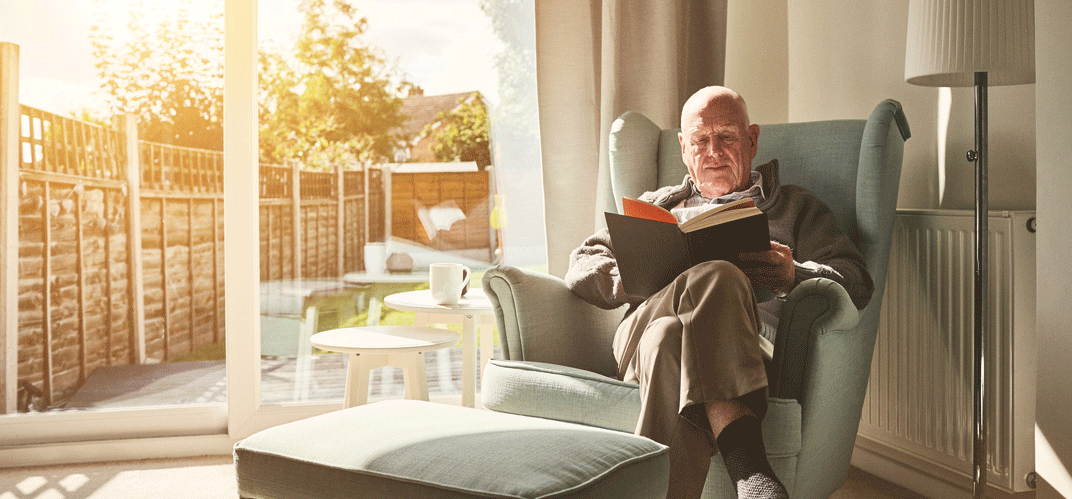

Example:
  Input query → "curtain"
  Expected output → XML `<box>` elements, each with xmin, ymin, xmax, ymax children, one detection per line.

<box><xmin>535</xmin><ymin>0</ymin><xmax>728</xmax><ymax>277</ymax></box>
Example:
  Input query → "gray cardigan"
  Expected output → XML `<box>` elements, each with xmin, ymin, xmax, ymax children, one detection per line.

<box><xmin>565</xmin><ymin>160</ymin><xmax>873</xmax><ymax>311</ymax></box>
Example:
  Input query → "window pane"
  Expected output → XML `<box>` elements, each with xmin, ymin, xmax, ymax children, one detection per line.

<box><xmin>256</xmin><ymin>0</ymin><xmax>544</xmax><ymax>404</ymax></box>
<box><xmin>2</xmin><ymin>0</ymin><xmax>227</xmax><ymax>429</ymax></box>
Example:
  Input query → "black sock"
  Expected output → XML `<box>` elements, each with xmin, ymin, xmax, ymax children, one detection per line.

<box><xmin>716</xmin><ymin>416</ymin><xmax>789</xmax><ymax>499</ymax></box>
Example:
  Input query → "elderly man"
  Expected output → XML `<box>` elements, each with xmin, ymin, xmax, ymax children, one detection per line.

<box><xmin>565</xmin><ymin>86</ymin><xmax>873</xmax><ymax>498</ymax></box>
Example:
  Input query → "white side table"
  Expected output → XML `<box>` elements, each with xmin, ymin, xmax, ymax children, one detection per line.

<box><xmin>341</xmin><ymin>271</ymin><xmax>430</xmax><ymax>326</ymax></box>
<box><xmin>310</xmin><ymin>326</ymin><xmax>460</xmax><ymax>408</ymax></box>
<box><xmin>383</xmin><ymin>289</ymin><xmax>495</xmax><ymax>408</ymax></box>
<box><xmin>260</xmin><ymin>279</ymin><xmax>363</xmax><ymax>402</ymax></box>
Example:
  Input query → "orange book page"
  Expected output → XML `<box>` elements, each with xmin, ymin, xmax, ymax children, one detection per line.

<box><xmin>622</xmin><ymin>197</ymin><xmax>678</xmax><ymax>224</ymax></box>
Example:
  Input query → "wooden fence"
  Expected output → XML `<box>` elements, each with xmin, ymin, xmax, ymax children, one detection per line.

<box><xmin>14</xmin><ymin>106</ymin><xmax>134</xmax><ymax>408</ymax></box>
<box><xmin>388</xmin><ymin>163</ymin><xmax>494</xmax><ymax>263</ymax></box>
<box><xmin>259</xmin><ymin>162</ymin><xmax>385</xmax><ymax>281</ymax></box>
<box><xmin>7</xmin><ymin>105</ymin><xmax>393</xmax><ymax>408</ymax></box>
<box><xmin>1</xmin><ymin>44</ymin><xmax>496</xmax><ymax>411</ymax></box>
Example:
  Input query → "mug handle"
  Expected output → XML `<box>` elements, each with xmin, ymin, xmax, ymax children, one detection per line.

<box><xmin>460</xmin><ymin>266</ymin><xmax>470</xmax><ymax>297</ymax></box>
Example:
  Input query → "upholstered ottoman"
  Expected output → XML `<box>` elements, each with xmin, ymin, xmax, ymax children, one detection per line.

<box><xmin>233</xmin><ymin>399</ymin><xmax>669</xmax><ymax>499</ymax></box>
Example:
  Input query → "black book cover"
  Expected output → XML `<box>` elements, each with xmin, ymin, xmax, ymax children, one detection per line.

<box><xmin>605</xmin><ymin>211</ymin><xmax>771</xmax><ymax>298</ymax></box>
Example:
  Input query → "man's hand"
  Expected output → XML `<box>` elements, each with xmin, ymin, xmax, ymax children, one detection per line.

<box><xmin>738</xmin><ymin>241</ymin><xmax>795</xmax><ymax>297</ymax></box>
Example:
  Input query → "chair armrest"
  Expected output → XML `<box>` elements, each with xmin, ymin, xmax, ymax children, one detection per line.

<box><xmin>482</xmin><ymin>266</ymin><xmax>627</xmax><ymax>379</ymax></box>
<box><xmin>768</xmin><ymin>278</ymin><xmax>860</xmax><ymax>401</ymax></box>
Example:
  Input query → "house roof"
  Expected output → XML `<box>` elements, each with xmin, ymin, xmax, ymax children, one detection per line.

<box><xmin>397</xmin><ymin>91</ymin><xmax>481</xmax><ymax>142</ymax></box>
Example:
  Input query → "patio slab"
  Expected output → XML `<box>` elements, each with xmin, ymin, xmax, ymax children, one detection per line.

<box><xmin>61</xmin><ymin>346</ymin><xmax>495</xmax><ymax>409</ymax></box>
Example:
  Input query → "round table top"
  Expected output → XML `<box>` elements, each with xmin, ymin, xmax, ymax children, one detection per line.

<box><xmin>342</xmin><ymin>271</ymin><xmax>430</xmax><ymax>285</ymax></box>
<box><xmin>310</xmin><ymin>326</ymin><xmax>460</xmax><ymax>354</ymax></box>
<box><xmin>384</xmin><ymin>288</ymin><xmax>492</xmax><ymax>314</ymax></box>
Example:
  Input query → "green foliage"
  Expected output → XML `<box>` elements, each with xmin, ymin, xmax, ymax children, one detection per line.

<box><xmin>89</xmin><ymin>0</ymin><xmax>408</xmax><ymax>165</ymax></box>
<box><xmin>89</xmin><ymin>0</ymin><xmax>224</xmax><ymax>150</ymax></box>
<box><xmin>258</xmin><ymin>0</ymin><xmax>411</xmax><ymax>168</ymax></box>
<box><xmin>425</xmin><ymin>96</ymin><xmax>492</xmax><ymax>169</ymax></box>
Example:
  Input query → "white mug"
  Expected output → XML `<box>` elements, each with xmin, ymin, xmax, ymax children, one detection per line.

<box><xmin>429</xmin><ymin>263</ymin><xmax>470</xmax><ymax>306</ymax></box>
<box><xmin>364</xmin><ymin>243</ymin><xmax>386</xmax><ymax>275</ymax></box>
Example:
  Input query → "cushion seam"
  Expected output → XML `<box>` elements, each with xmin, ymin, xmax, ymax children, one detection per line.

<box><xmin>489</xmin><ymin>361</ymin><xmax>638</xmax><ymax>389</ymax></box>
<box><xmin>236</xmin><ymin>444</ymin><xmax>668</xmax><ymax>499</ymax></box>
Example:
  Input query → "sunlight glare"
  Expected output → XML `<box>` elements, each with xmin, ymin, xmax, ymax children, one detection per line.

<box><xmin>59</xmin><ymin>474</ymin><xmax>90</xmax><ymax>492</ymax></box>
<box><xmin>1037</xmin><ymin>423</ymin><xmax>1072</xmax><ymax>497</ymax></box>
<box><xmin>15</xmin><ymin>476</ymin><xmax>45</xmax><ymax>495</ymax></box>
<box><xmin>936</xmin><ymin>87</ymin><xmax>951</xmax><ymax>206</ymax></box>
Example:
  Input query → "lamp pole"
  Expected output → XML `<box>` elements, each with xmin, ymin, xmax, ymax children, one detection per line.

<box><xmin>970</xmin><ymin>70</ymin><xmax>989</xmax><ymax>499</ymax></box>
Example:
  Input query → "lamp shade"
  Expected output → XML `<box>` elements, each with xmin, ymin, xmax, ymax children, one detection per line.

<box><xmin>905</xmin><ymin>0</ymin><xmax>1035</xmax><ymax>87</ymax></box>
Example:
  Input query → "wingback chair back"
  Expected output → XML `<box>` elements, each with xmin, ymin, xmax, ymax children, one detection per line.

<box><xmin>610</xmin><ymin>100</ymin><xmax>908</xmax><ymax>316</ymax></box>
<box><xmin>608</xmin><ymin>100</ymin><xmax>909</xmax><ymax>392</ymax></box>
<box><xmin>482</xmin><ymin>100</ymin><xmax>909</xmax><ymax>498</ymax></box>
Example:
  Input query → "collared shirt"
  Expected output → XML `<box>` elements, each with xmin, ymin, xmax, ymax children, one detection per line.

<box><xmin>669</xmin><ymin>171</ymin><xmax>766</xmax><ymax>224</ymax></box>
<box><xmin>670</xmin><ymin>170</ymin><xmax>779</xmax><ymax>347</ymax></box>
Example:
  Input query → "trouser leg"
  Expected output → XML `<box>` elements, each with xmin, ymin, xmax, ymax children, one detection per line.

<box><xmin>614</xmin><ymin>261</ymin><xmax>768</xmax><ymax>498</ymax></box>
<box><xmin>633</xmin><ymin>316</ymin><xmax>713</xmax><ymax>499</ymax></box>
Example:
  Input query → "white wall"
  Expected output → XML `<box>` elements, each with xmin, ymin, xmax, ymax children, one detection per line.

<box><xmin>1034</xmin><ymin>0</ymin><xmax>1072</xmax><ymax>496</ymax></box>
<box><xmin>725</xmin><ymin>1</ymin><xmax>1061</xmax><ymax>497</ymax></box>
<box><xmin>724</xmin><ymin>0</ymin><xmax>788</xmax><ymax>125</ymax></box>
<box><xmin>717</xmin><ymin>0</ymin><xmax>1038</xmax><ymax>212</ymax></box>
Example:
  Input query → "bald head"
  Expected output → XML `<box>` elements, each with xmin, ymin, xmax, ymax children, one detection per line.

<box><xmin>680</xmin><ymin>86</ymin><xmax>751</xmax><ymax>131</ymax></box>
<box><xmin>677</xmin><ymin>86</ymin><xmax>760</xmax><ymax>198</ymax></box>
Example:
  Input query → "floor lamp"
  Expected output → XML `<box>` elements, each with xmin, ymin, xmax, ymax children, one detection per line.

<box><xmin>905</xmin><ymin>1</ymin><xmax>1035</xmax><ymax>497</ymax></box>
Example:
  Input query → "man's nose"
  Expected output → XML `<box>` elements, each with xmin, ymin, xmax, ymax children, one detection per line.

<box><xmin>704</xmin><ymin>139</ymin><xmax>726</xmax><ymax>157</ymax></box>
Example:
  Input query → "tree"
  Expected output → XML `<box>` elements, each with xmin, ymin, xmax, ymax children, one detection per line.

<box><xmin>425</xmin><ymin>96</ymin><xmax>492</xmax><ymax>169</ymax></box>
<box><xmin>89</xmin><ymin>0</ymin><xmax>224</xmax><ymax>150</ymax></box>
<box><xmin>258</xmin><ymin>0</ymin><xmax>411</xmax><ymax>168</ymax></box>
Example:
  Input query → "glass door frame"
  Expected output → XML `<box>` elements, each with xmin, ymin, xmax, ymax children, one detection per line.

<box><xmin>0</xmin><ymin>0</ymin><xmax>340</xmax><ymax>467</ymax></box>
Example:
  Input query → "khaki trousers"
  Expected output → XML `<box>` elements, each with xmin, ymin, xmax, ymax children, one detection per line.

<box><xmin>613</xmin><ymin>261</ymin><xmax>768</xmax><ymax>499</ymax></box>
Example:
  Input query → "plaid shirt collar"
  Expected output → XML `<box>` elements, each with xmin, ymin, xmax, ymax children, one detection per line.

<box><xmin>682</xmin><ymin>170</ymin><xmax>766</xmax><ymax>208</ymax></box>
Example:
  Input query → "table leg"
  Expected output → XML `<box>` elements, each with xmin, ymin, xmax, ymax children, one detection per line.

<box><xmin>346</xmin><ymin>353</ymin><xmax>368</xmax><ymax>408</ymax></box>
<box><xmin>462</xmin><ymin>315</ymin><xmax>476</xmax><ymax>408</ymax></box>
<box><xmin>478</xmin><ymin>315</ymin><xmax>495</xmax><ymax>381</ymax></box>
<box><xmin>295</xmin><ymin>305</ymin><xmax>316</xmax><ymax>402</ymax></box>
<box><xmin>395</xmin><ymin>352</ymin><xmax>429</xmax><ymax>402</ymax></box>
<box><xmin>346</xmin><ymin>353</ymin><xmax>389</xmax><ymax>407</ymax></box>
<box><xmin>367</xmin><ymin>297</ymin><xmax>382</xmax><ymax>327</ymax></box>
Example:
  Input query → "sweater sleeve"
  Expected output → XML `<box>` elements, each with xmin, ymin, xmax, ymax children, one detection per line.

<box><xmin>782</xmin><ymin>188</ymin><xmax>874</xmax><ymax>309</ymax></box>
<box><xmin>564</xmin><ymin>228</ymin><xmax>643</xmax><ymax>310</ymax></box>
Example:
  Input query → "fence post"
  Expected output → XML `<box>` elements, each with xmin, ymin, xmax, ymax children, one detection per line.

<box><xmin>363</xmin><ymin>163</ymin><xmax>370</xmax><ymax>251</ymax></box>
<box><xmin>116</xmin><ymin>114</ymin><xmax>147</xmax><ymax>364</ymax></box>
<box><xmin>336</xmin><ymin>165</ymin><xmax>345</xmax><ymax>276</ymax></box>
<box><xmin>383</xmin><ymin>165</ymin><xmax>392</xmax><ymax>244</ymax></box>
<box><xmin>290</xmin><ymin>159</ymin><xmax>302</xmax><ymax>279</ymax></box>
<box><xmin>1</xmin><ymin>42</ymin><xmax>20</xmax><ymax>413</ymax></box>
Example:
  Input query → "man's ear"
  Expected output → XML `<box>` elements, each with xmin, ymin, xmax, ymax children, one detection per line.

<box><xmin>748</xmin><ymin>124</ymin><xmax>760</xmax><ymax>158</ymax></box>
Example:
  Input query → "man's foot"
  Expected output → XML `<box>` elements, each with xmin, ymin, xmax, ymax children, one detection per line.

<box><xmin>716</xmin><ymin>416</ymin><xmax>789</xmax><ymax>499</ymax></box>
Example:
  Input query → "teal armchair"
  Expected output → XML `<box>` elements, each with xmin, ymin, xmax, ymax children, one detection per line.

<box><xmin>481</xmin><ymin>100</ymin><xmax>909</xmax><ymax>498</ymax></box>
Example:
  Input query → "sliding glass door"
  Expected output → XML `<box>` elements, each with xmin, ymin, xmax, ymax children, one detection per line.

<box><xmin>1</xmin><ymin>0</ymin><xmax>230</xmax><ymax>450</ymax></box>
<box><xmin>0</xmin><ymin>0</ymin><xmax>544</xmax><ymax>463</ymax></box>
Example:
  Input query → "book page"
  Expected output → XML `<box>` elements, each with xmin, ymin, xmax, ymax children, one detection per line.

<box><xmin>671</xmin><ymin>197</ymin><xmax>751</xmax><ymax>226</ymax></box>
<box><xmin>679</xmin><ymin>206</ymin><xmax>762</xmax><ymax>232</ymax></box>
<box><xmin>622</xmin><ymin>197</ymin><xmax>678</xmax><ymax>224</ymax></box>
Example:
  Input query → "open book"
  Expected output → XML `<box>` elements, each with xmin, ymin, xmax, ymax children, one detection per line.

<box><xmin>606</xmin><ymin>197</ymin><xmax>771</xmax><ymax>298</ymax></box>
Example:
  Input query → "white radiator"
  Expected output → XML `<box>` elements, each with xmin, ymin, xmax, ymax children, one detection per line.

<box><xmin>856</xmin><ymin>209</ymin><xmax>1037</xmax><ymax>496</ymax></box>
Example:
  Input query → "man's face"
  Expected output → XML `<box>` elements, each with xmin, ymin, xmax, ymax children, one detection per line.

<box><xmin>678</xmin><ymin>97</ymin><xmax>759</xmax><ymax>199</ymax></box>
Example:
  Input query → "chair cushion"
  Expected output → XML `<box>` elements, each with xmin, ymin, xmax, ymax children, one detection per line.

<box><xmin>234</xmin><ymin>399</ymin><xmax>668</xmax><ymax>499</ymax></box>
<box><xmin>482</xmin><ymin>359</ymin><xmax>641</xmax><ymax>433</ymax></box>
<box><xmin>482</xmin><ymin>359</ymin><xmax>802</xmax><ymax>454</ymax></box>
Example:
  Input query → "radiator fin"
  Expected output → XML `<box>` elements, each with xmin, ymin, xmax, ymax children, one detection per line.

<box><xmin>860</xmin><ymin>211</ymin><xmax>1034</xmax><ymax>493</ymax></box>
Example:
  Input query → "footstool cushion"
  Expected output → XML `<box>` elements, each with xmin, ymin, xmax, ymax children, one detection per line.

<box><xmin>234</xmin><ymin>399</ymin><xmax>669</xmax><ymax>499</ymax></box>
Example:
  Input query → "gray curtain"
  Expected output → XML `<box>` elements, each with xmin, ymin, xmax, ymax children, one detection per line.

<box><xmin>535</xmin><ymin>0</ymin><xmax>728</xmax><ymax>277</ymax></box>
